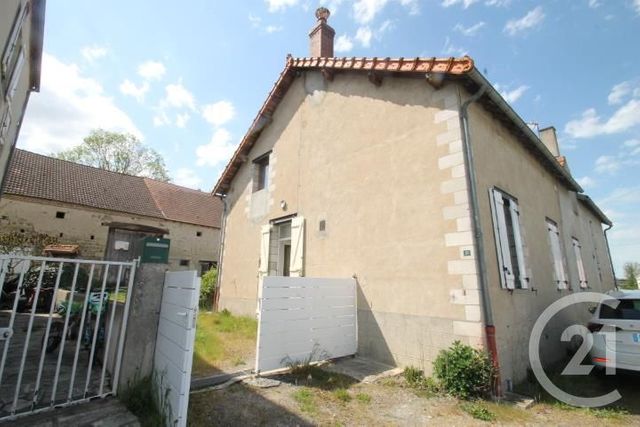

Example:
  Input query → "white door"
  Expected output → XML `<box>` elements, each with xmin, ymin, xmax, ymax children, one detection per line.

<box><xmin>154</xmin><ymin>270</ymin><xmax>200</xmax><ymax>427</ymax></box>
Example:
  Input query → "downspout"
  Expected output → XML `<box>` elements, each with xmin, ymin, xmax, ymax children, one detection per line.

<box><xmin>213</xmin><ymin>193</ymin><xmax>228</xmax><ymax>311</ymax></box>
<box><xmin>458</xmin><ymin>83</ymin><xmax>503</xmax><ymax>396</ymax></box>
<box><xmin>603</xmin><ymin>223</ymin><xmax>616</xmax><ymax>290</ymax></box>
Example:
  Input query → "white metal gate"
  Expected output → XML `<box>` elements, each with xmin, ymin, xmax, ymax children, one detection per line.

<box><xmin>0</xmin><ymin>255</ymin><xmax>136</xmax><ymax>421</ymax></box>
<box><xmin>154</xmin><ymin>270</ymin><xmax>200</xmax><ymax>427</ymax></box>
<box><xmin>256</xmin><ymin>276</ymin><xmax>357</xmax><ymax>373</ymax></box>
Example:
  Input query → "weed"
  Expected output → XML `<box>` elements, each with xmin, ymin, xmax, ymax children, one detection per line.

<box><xmin>356</xmin><ymin>393</ymin><xmax>371</xmax><ymax>404</ymax></box>
<box><xmin>292</xmin><ymin>388</ymin><xmax>317</xmax><ymax>414</ymax></box>
<box><xmin>460</xmin><ymin>401</ymin><xmax>496</xmax><ymax>422</ymax></box>
<box><xmin>552</xmin><ymin>401</ymin><xmax>629</xmax><ymax>420</ymax></box>
<box><xmin>333</xmin><ymin>388</ymin><xmax>351</xmax><ymax>403</ymax></box>
<box><xmin>120</xmin><ymin>375</ymin><xmax>166</xmax><ymax>427</ymax></box>
<box><xmin>232</xmin><ymin>356</ymin><xmax>246</xmax><ymax>366</ymax></box>
<box><xmin>402</xmin><ymin>366</ymin><xmax>440</xmax><ymax>395</ymax></box>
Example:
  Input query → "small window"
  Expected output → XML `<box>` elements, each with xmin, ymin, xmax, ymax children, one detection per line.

<box><xmin>546</xmin><ymin>219</ymin><xmax>568</xmax><ymax>289</ymax></box>
<box><xmin>199</xmin><ymin>260</ymin><xmax>216</xmax><ymax>276</ymax></box>
<box><xmin>253</xmin><ymin>154</ymin><xmax>270</xmax><ymax>192</ymax></box>
<box><xmin>489</xmin><ymin>188</ymin><xmax>528</xmax><ymax>289</ymax></box>
<box><xmin>196</xmin><ymin>231</ymin><xmax>202</xmax><ymax>237</ymax></box>
<box><xmin>55</xmin><ymin>211</ymin><xmax>66</xmax><ymax>219</ymax></box>
<box><xmin>319</xmin><ymin>219</ymin><xmax>326</xmax><ymax>232</ymax></box>
<box><xmin>90</xmin><ymin>235</ymin><xmax>95</xmax><ymax>240</ymax></box>
<box><xmin>572</xmin><ymin>237</ymin><xmax>588</xmax><ymax>289</ymax></box>
<box><xmin>59</xmin><ymin>233</ymin><xmax>63</xmax><ymax>238</ymax></box>
<box><xmin>179</xmin><ymin>259</ymin><xmax>189</xmax><ymax>267</ymax></box>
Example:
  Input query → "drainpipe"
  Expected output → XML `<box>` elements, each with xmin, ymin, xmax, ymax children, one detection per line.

<box><xmin>458</xmin><ymin>83</ymin><xmax>502</xmax><ymax>396</ymax></box>
<box><xmin>603</xmin><ymin>224</ymin><xmax>616</xmax><ymax>290</ymax></box>
<box><xmin>213</xmin><ymin>193</ymin><xmax>228</xmax><ymax>311</ymax></box>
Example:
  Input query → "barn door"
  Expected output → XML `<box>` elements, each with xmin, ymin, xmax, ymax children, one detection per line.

<box><xmin>154</xmin><ymin>270</ymin><xmax>200</xmax><ymax>427</ymax></box>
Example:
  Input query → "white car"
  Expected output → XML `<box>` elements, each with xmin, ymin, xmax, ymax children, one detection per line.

<box><xmin>588</xmin><ymin>290</ymin><xmax>640</xmax><ymax>372</ymax></box>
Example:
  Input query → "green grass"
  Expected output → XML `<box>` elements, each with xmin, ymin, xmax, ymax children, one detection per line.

<box><xmin>120</xmin><ymin>376</ymin><xmax>165</xmax><ymax>427</ymax></box>
<box><xmin>192</xmin><ymin>310</ymin><xmax>257</xmax><ymax>377</ymax></box>
<box><xmin>292</xmin><ymin>388</ymin><xmax>317</xmax><ymax>414</ymax></box>
<box><xmin>333</xmin><ymin>388</ymin><xmax>351</xmax><ymax>403</ymax></box>
<box><xmin>460</xmin><ymin>401</ymin><xmax>496</xmax><ymax>422</ymax></box>
<box><xmin>355</xmin><ymin>393</ymin><xmax>371</xmax><ymax>404</ymax></box>
<box><xmin>552</xmin><ymin>401</ymin><xmax>629</xmax><ymax>420</ymax></box>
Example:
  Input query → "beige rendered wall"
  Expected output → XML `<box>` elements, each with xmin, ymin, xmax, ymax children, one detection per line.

<box><xmin>0</xmin><ymin>0</ymin><xmax>35</xmax><ymax>190</ymax></box>
<box><xmin>467</xmin><ymin>100</ymin><xmax>615</xmax><ymax>387</ymax></box>
<box><xmin>219</xmin><ymin>72</ymin><xmax>484</xmax><ymax>371</ymax></box>
<box><xmin>0</xmin><ymin>195</ymin><xmax>220</xmax><ymax>272</ymax></box>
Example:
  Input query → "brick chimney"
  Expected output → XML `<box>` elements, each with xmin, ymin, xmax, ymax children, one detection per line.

<box><xmin>539</xmin><ymin>126</ymin><xmax>560</xmax><ymax>157</ymax></box>
<box><xmin>309</xmin><ymin>7</ymin><xmax>334</xmax><ymax>57</ymax></box>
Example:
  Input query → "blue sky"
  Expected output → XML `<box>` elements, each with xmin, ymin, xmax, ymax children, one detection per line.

<box><xmin>17</xmin><ymin>0</ymin><xmax>640</xmax><ymax>273</ymax></box>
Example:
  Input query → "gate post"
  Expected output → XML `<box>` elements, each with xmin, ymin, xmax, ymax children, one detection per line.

<box><xmin>116</xmin><ymin>263</ymin><xmax>167</xmax><ymax>393</ymax></box>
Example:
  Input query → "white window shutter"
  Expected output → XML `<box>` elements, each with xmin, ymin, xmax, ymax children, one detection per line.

<box><xmin>289</xmin><ymin>216</ymin><xmax>305</xmax><ymax>277</ymax></box>
<box><xmin>258</xmin><ymin>224</ymin><xmax>271</xmax><ymax>276</ymax></box>
<box><xmin>508</xmin><ymin>199</ymin><xmax>529</xmax><ymax>288</ymax></box>
<box><xmin>547</xmin><ymin>222</ymin><xmax>567</xmax><ymax>289</ymax></box>
<box><xmin>1</xmin><ymin>1</ymin><xmax>27</xmax><ymax>78</ymax></box>
<box><xmin>490</xmin><ymin>189</ymin><xmax>514</xmax><ymax>289</ymax></box>
<box><xmin>573</xmin><ymin>238</ymin><xmax>588</xmax><ymax>288</ymax></box>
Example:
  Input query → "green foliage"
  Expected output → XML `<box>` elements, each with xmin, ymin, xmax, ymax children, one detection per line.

<box><xmin>292</xmin><ymin>388</ymin><xmax>317</xmax><ymax>414</ymax></box>
<box><xmin>0</xmin><ymin>230</ymin><xmax>58</xmax><ymax>255</ymax></box>
<box><xmin>120</xmin><ymin>375</ymin><xmax>167</xmax><ymax>427</ymax></box>
<box><xmin>55</xmin><ymin>129</ymin><xmax>170</xmax><ymax>181</ymax></box>
<box><xmin>621</xmin><ymin>262</ymin><xmax>640</xmax><ymax>289</ymax></box>
<box><xmin>199</xmin><ymin>268</ymin><xmax>217</xmax><ymax>309</ymax></box>
<box><xmin>355</xmin><ymin>393</ymin><xmax>371</xmax><ymax>404</ymax></box>
<box><xmin>402</xmin><ymin>366</ymin><xmax>440</xmax><ymax>394</ymax></box>
<box><xmin>333</xmin><ymin>388</ymin><xmax>351</xmax><ymax>403</ymax></box>
<box><xmin>433</xmin><ymin>341</ymin><xmax>494</xmax><ymax>399</ymax></box>
<box><xmin>460</xmin><ymin>401</ymin><xmax>496</xmax><ymax>422</ymax></box>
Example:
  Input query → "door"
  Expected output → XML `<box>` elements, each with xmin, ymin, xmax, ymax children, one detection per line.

<box><xmin>154</xmin><ymin>270</ymin><xmax>200</xmax><ymax>427</ymax></box>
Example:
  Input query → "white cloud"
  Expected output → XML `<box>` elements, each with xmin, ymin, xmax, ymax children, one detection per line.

<box><xmin>504</xmin><ymin>6</ymin><xmax>545</xmax><ymax>36</ymax></box>
<box><xmin>485</xmin><ymin>0</ymin><xmax>510</xmax><ymax>6</ymax></box>
<box><xmin>495</xmin><ymin>84</ymin><xmax>529</xmax><ymax>104</ymax></box>
<box><xmin>249</xmin><ymin>14</ymin><xmax>262</xmax><ymax>27</ymax></box>
<box><xmin>595</xmin><ymin>155</ymin><xmax>620</xmax><ymax>174</ymax></box>
<box><xmin>119</xmin><ymin>79</ymin><xmax>149</xmax><ymax>103</ymax></box>
<box><xmin>633</xmin><ymin>0</ymin><xmax>640</xmax><ymax>14</ymax></box>
<box><xmin>588</xmin><ymin>0</ymin><xmax>601</xmax><ymax>8</ymax></box>
<box><xmin>173</xmin><ymin>168</ymin><xmax>203</xmax><ymax>189</ymax></box>
<box><xmin>202</xmin><ymin>101</ymin><xmax>235</xmax><ymax>127</ymax></box>
<box><xmin>265</xmin><ymin>25</ymin><xmax>283</xmax><ymax>33</ymax></box>
<box><xmin>175</xmin><ymin>112</ymin><xmax>190</xmax><ymax>128</ymax></box>
<box><xmin>624</xmin><ymin>138</ymin><xmax>640</xmax><ymax>155</ymax></box>
<box><xmin>442</xmin><ymin>37</ymin><xmax>468</xmax><ymax>56</ymax></box>
<box><xmin>454</xmin><ymin>21</ymin><xmax>486</xmax><ymax>36</ymax></box>
<box><xmin>153</xmin><ymin>111</ymin><xmax>171</xmax><ymax>127</ymax></box>
<box><xmin>442</xmin><ymin>0</ymin><xmax>480</xmax><ymax>8</ymax></box>
<box><xmin>355</xmin><ymin>26</ymin><xmax>373</xmax><ymax>47</ymax></box>
<box><xmin>196</xmin><ymin>128</ymin><xmax>236</xmax><ymax>167</ymax></box>
<box><xmin>608</xmin><ymin>81</ymin><xmax>633</xmax><ymax>105</ymax></box>
<box><xmin>353</xmin><ymin>0</ymin><xmax>418</xmax><ymax>25</ymax></box>
<box><xmin>266</xmin><ymin>0</ymin><xmax>298</xmax><ymax>12</ymax></box>
<box><xmin>81</xmin><ymin>45</ymin><xmax>108</xmax><ymax>63</ymax></box>
<box><xmin>577</xmin><ymin>176</ymin><xmax>596</xmax><ymax>189</ymax></box>
<box><xmin>162</xmin><ymin>81</ymin><xmax>196</xmax><ymax>111</ymax></box>
<box><xmin>594</xmin><ymin>140</ymin><xmax>640</xmax><ymax>174</ymax></box>
<box><xmin>379</xmin><ymin>19</ymin><xmax>394</xmax><ymax>34</ymax></box>
<box><xmin>335</xmin><ymin>35</ymin><xmax>354</xmax><ymax>53</ymax></box>
<box><xmin>138</xmin><ymin>61</ymin><xmax>166</xmax><ymax>81</ymax></box>
<box><xmin>18</xmin><ymin>53</ymin><xmax>141</xmax><ymax>154</ymax></box>
<box><xmin>565</xmin><ymin>99</ymin><xmax>640</xmax><ymax>138</ymax></box>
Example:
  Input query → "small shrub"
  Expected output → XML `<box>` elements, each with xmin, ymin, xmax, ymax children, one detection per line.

<box><xmin>199</xmin><ymin>268</ymin><xmax>217</xmax><ymax>309</ymax></box>
<box><xmin>356</xmin><ymin>393</ymin><xmax>371</xmax><ymax>404</ymax></box>
<box><xmin>433</xmin><ymin>341</ymin><xmax>494</xmax><ymax>399</ymax></box>
<box><xmin>460</xmin><ymin>401</ymin><xmax>496</xmax><ymax>422</ymax></box>
<box><xmin>333</xmin><ymin>388</ymin><xmax>351</xmax><ymax>403</ymax></box>
<box><xmin>402</xmin><ymin>366</ymin><xmax>440</xmax><ymax>394</ymax></box>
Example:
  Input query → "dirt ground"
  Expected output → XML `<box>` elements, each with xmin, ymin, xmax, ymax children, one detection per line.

<box><xmin>188</xmin><ymin>370</ymin><xmax>640</xmax><ymax>426</ymax></box>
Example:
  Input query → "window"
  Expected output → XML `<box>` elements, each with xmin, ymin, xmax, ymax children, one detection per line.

<box><xmin>546</xmin><ymin>219</ymin><xmax>568</xmax><ymax>289</ymax></box>
<box><xmin>599</xmin><ymin>299</ymin><xmax>640</xmax><ymax>320</ymax></box>
<box><xmin>2</xmin><ymin>2</ymin><xmax>28</xmax><ymax>93</ymax></box>
<box><xmin>253</xmin><ymin>154</ymin><xmax>270</xmax><ymax>192</ymax></box>
<box><xmin>55</xmin><ymin>211</ymin><xmax>65</xmax><ymax>219</ymax></box>
<box><xmin>258</xmin><ymin>216</ymin><xmax>305</xmax><ymax>278</ymax></box>
<box><xmin>489</xmin><ymin>188</ymin><xmax>528</xmax><ymax>289</ymax></box>
<box><xmin>179</xmin><ymin>259</ymin><xmax>189</xmax><ymax>267</ymax></box>
<box><xmin>196</xmin><ymin>231</ymin><xmax>202</xmax><ymax>237</ymax></box>
<box><xmin>572</xmin><ymin>237</ymin><xmax>588</xmax><ymax>289</ymax></box>
<box><xmin>199</xmin><ymin>261</ymin><xmax>216</xmax><ymax>276</ymax></box>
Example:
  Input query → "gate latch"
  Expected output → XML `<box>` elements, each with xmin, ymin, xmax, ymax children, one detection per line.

<box><xmin>0</xmin><ymin>328</ymin><xmax>13</xmax><ymax>340</ymax></box>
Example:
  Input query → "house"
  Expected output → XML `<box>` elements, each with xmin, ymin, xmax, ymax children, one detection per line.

<box><xmin>0</xmin><ymin>0</ymin><xmax>45</xmax><ymax>196</ymax></box>
<box><xmin>213</xmin><ymin>8</ymin><xmax>615</xmax><ymax>389</ymax></box>
<box><xmin>1</xmin><ymin>149</ymin><xmax>222</xmax><ymax>274</ymax></box>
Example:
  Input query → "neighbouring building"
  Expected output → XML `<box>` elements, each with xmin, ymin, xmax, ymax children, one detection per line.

<box><xmin>0</xmin><ymin>0</ymin><xmax>45</xmax><ymax>197</ymax></box>
<box><xmin>214</xmin><ymin>9</ymin><xmax>615</xmax><ymax>389</ymax></box>
<box><xmin>1</xmin><ymin>149</ymin><xmax>222</xmax><ymax>274</ymax></box>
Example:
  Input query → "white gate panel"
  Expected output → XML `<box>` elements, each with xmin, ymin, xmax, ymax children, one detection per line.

<box><xmin>154</xmin><ymin>270</ymin><xmax>200</xmax><ymax>427</ymax></box>
<box><xmin>256</xmin><ymin>277</ymin><xmax>357</xmax><ymax>373</ymax></box>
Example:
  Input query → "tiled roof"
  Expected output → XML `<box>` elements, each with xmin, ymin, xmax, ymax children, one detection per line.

<box><xmin>4</xmin><ymin>149</ymin><xmax>222</xmax><ymax>228</ymax></box>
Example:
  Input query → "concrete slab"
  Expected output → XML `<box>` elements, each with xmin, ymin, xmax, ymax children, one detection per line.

<box><xmin>323</xmin><ymin>356</ymin><xmax>402</xmax><ymax>383</ymax></box>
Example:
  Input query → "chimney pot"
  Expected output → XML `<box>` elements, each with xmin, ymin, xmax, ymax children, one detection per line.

<box><xmin>309</xmin><ymin>7</ymin><xmax>335</xmax><ymax>58</ymax></box>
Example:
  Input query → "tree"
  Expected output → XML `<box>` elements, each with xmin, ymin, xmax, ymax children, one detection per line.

<box><xmin>622</xmin><ymin>262</ymin><xmax>640</xmax><ymax>290</ymax></box>
<box><xmin>56</xmin><ymin>129</ymin><xmax>170</xmax><ymax>181</ymax></box>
